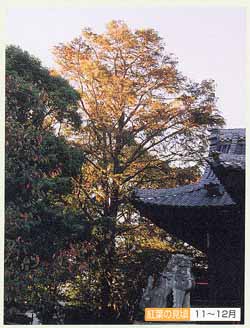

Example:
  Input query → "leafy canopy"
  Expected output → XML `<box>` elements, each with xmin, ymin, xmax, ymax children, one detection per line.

<box><xmin>53</xmin><ymin>20</ymin><xmax>224</xmax><ymax>218</ymax></box>
<box><xmin>5</xmin><ymin>46</ymin><xmax>88</xmax><ymax>323</ymax></box>
<box><xmin>6</xmin><ymin>45</ymin><xmax>82</xmax><ymax>129</ymax></box>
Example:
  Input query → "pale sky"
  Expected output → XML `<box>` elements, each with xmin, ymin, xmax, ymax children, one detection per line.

<box><xmin>6</xmin><ymin>6</ymin><xmax>246</xmax><ymax>128</ymax></box>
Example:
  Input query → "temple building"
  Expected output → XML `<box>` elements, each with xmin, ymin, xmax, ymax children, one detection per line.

<box><xmin>133</xmin><ymin>128</ymin><xmax>245</xmax><ymax>320</ymax></box>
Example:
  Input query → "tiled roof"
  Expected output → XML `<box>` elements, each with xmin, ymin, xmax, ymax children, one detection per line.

<box><xmin>208</xmin><ymin>152</ymin><xmax>245</xmax><ymax>207</ymax></box>
<box><xmin>133</xmin><ymin>128</ymin><xmax>245</xmax><ymax>209</ymax></box>
<box><xmin>209</xmin><ymin>128</ymin><xmax>245</xmax><ymax>139</ymax></box>
<box><xmin>211</xmin><ymin>153</ymin><xmax>245</xmax><ymax>171</ymax></box>
<box><xmin>134</xmin><ymin>167</ymin><xmax>235</xmax><ymax>208</ymax></box>
<box><xmin>208</xmin><ymin>128</ymin><xmax>245</xmax><ymax>155</ymax></box>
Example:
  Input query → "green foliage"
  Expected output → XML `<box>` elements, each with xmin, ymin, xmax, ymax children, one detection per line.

<box><xmin>5</xmin><ymin>119</ymin><xmax>88</xmax><ymax>322</ymax></box>
<box><xmin>5</xmin><ymin>46</ymin><xmax>88</xmax><ymax>323</ymax></box>
<box><xmin>6</xmin><ymin>45</ymin><xmax>82</xmax><ymax>129</ymax></box>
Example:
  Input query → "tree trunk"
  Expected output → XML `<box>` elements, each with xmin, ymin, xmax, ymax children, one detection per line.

<box><xmin>99</xmin><ymin>201</ymin><xmax>118</xmax><ymax>321</ymax></box>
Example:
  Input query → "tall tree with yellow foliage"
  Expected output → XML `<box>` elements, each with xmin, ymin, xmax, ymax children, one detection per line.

<box><xmin>53</xmin><ymin>20</ymin><xmax>224</xmax><ymax>318</ymax></box>
<box><xmin>54</xmin><ymin>20</ymin><xmax>223</xmax><ymax>218</ymax></box>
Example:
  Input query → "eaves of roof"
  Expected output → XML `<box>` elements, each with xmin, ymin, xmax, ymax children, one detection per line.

<box><xmin>133</xmin><ymin>166</ymin><xmax>235</xmax><ymax>208</ymax></box>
